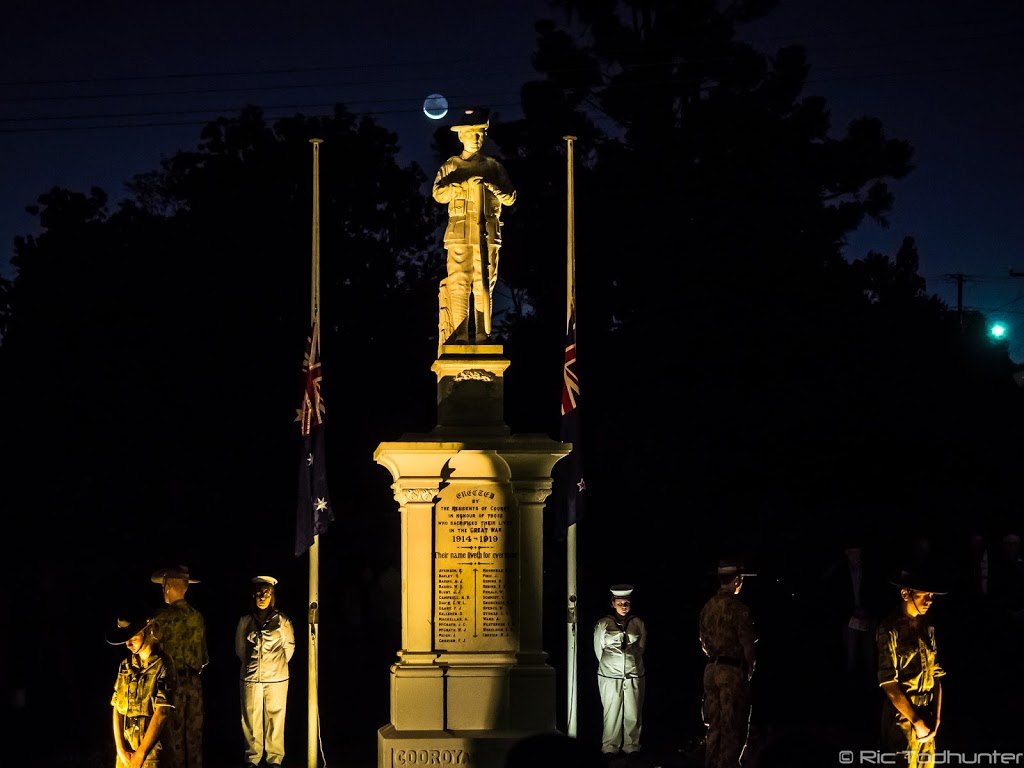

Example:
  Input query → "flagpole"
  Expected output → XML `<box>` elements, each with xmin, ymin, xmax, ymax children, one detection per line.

<box><xmin>563</xmin><ymin>134</ymin><xmax>579</xmax><ymax>739</ymax></box>
<box><xmin>308</xmin><ymin>137</ymin><xmax>322</xmax><ymax>768</ymax></box>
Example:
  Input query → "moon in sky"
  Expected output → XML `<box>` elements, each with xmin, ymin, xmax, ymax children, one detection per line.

<box><xmin>423</xmin><ymin>94</ymin><xmax>449</xmax><ymax>120</ymax></box>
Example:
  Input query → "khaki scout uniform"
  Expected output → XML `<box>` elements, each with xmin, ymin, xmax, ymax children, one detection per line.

<box><xmin>111</xmin><ymin>652</ymin><xmax>175</xmax><ymax>767</ymax></box>
<box><xmin>155</xmin><ymin>600</ymin><xmax>209</xmax><ymax>768</ymax></box>
<box><xmin>876</xmin><ymin>612</ymin><xmax>946</xmax><ymax>767</ymax></box>
<box><xmin>699</xmin><ymin>592</ymin><xmax>756</xmax><ymax>768</ymax></box>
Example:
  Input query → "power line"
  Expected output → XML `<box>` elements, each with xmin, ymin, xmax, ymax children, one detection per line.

<box><xmin>1</xmin><ymin>9</ymin><xmax>1019</xmax><ymax>94</ymax></box>
<box><xmin>1</xmin><ymin>14</ymin><xmax>1021</xmax><ymax>117</ymax></box>
<box><xmin>0</xmin><ymin>67</ymin><xmax>534</xmax><ymax>107</ymax></box>
<box><xmin>0</xmin><ymin>54</ymin><xmax>536</xmax><ymax>90</ymax></box>
<box><xmin>0</xmin><ymin>89</ymin><xmax>523</xmax><ymax>127</ymax></box>
<box><xmin>3</xmin><ymin>43</ymin><xmax>1021</xmax><ymax>138</ymax></box>
<box><xmin>0</xmin><ymin>103</ymin><xmax>527</xmax><ymax>137</ymax></box>
<box><xmin>0</xmin><ymin>93</ymin><xmax>525</xmax><ymax>136</ymax></box>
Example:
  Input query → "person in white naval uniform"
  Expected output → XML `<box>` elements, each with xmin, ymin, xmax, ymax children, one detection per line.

<box><xmin>594</xmin><ymin>584</ymin><xmax>647</xmax><ymax>758</ymax></box>
<box><xmin>235</xmin><ymin>575</ymin><xmax>295</xmax><ymax>768</ymax></box>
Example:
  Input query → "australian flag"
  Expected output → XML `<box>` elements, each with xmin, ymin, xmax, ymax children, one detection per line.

<box><xmin>555</xmin><ymin>303</ymin><xmax>584</xmax><ymax>538</ymax></box>
<box><xmin>295</xmin><ymin>313</ymin><xmax>334</xmax><ymax>557</ymax></box>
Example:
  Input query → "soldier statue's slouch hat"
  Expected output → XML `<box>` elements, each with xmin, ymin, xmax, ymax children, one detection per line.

<box><xmin>450</xmin><ymin>106</ymin><xmax>490</xmax><ymax>132</ymax></box>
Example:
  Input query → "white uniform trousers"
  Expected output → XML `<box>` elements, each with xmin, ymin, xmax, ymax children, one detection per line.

<box><xmin>240</xmin><ymin>679</ymin><xmax>289</xmax><ymax>766</ymax></box>
<box><xmin>598</xmin><ymin>675</ymin><xmax>645</xmax><ymax>754</ymax></box>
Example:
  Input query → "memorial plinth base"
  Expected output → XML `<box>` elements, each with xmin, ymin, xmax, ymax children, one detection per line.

<box><xmin>377</xmin><ymin>725</ymin><xmax>561</xmax><ymax>768</ymax></box>
<box><xmin>385</xmin><ymin>658</ymin><xmax>556</xmax><ymax>731</ymax></box>
<box><xmin>375</xmin><ymin>344</ymin><xmax>569</xmax><ymax>768</ymax></box>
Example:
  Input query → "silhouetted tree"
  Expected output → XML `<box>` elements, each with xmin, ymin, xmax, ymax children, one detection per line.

<box><xmin>0</xmin><ymin>103</ymin><xmax>443</xmax><ymax>634</ymax></box>
<box><xmin>487</xmin><ymin>0</ymin><xmax>1021</xmax><ymax>549</ymax></box>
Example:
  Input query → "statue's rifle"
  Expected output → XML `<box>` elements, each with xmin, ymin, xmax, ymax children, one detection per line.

<box><xmin>475</xmin><ymin>173</ymin><xmax>492</xmax><ymax>337</ymax></box>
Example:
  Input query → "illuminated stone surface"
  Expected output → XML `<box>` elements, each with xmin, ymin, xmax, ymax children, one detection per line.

<box><xmin>374</xmin><ymin>347</ymin><xmax>568</xmax><ymax>768</ymax></box>
<box><xmin>432</xmin><ymin>109</ymin><xmax>516</xmax><ymax>351</ymax></box>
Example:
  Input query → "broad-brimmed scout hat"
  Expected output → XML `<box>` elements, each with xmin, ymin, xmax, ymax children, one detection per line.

<box><xmin>609</xmin><ymin>584</ymin><xmax>634</xmax><ymax>598</ymax></box>
<box><xmin>105</xmin><ymin>605</ymin><xmax>154</xmax><ymax>645</ymax></box>
<box><xmin>451</xmin><ymin>107</ymin><xmax>490</xmax><ymax>132</ymax></box>
<box><xmin>889</xmin><ymin>565</ymin><xmax>948</xmax><ymax>595</ymax></box>
<box><xmin>150</xmin><ymin>565</ymin><xmax>200</xmax><ymax>584</ymax></box>
<box><xmin>711</xmin><ymin>558</ymin><xmax>757</xmax><ymax>577</ymax></box>
<box><xmin>252</xmin><ymin>575</ymin><xmax>278</xmax><ymax>587</ymax></box>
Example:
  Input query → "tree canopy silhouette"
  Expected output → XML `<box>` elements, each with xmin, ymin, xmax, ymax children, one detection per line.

<box><xmin>485</xmin><ymin>0</ymin><xmax>1022</xmax><ymax>546</ymax></box>
<box><xmin>1</xmin><ymin>106</ymin><xmax>446</xmax><ymax>575</ymax></box>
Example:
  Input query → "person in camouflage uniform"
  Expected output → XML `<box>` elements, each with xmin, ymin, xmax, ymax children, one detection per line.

<box><xmin>876</xmin><ymin>565</ymin><xmax>947</xmax><ymax>768</ymax></box>
<box><xmin>107</xmin><ymin>606</ymin><xmax>175</xmax><ymax>768</ymax></box>
<box><xmin>152</xmin><ymin>565</ymin><xmax>209</xmax><ymax>768</ymax></box>
<box><xmin>699</xmin><ymin>559</ymin><xmax>757</xmax><ymax>768</ymax></box>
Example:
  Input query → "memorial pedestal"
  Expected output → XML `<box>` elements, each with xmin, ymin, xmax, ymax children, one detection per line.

<box><xmin>374</xmin><ymin>345</ymin><xmax>568</xmax><ymax>768</ymax></box>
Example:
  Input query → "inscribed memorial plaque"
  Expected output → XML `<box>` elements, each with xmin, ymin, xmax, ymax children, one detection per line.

<box><xmin>434</xmin><ymin>482</ymin><xmax>518</xmax><ymax>651</ymax></box>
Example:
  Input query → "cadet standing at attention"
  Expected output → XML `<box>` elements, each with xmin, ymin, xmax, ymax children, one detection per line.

<box><xmin>699</xmin><ymin>559</ymin><xmax>757</xmax><ymax>768</ymax></box>
<box><xmin>151</xmin><ymin>565</ymin><xmax>208</xmax><ymax>768</ymax></box>
<box><xmin>594</xmin><ymin>583</ymin><xmax>647</xmax><ymax>759</ymax></box>
<box><xmin>236</xmin><ymin>575</ymin><xmax>295</xmax><ymax>768</ymax></box>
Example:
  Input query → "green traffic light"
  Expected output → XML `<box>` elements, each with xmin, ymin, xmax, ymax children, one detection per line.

<box><xmin>989</xmin><ymin>322</ymin><xmax>1008</xmax><ymax>340</ymax></box>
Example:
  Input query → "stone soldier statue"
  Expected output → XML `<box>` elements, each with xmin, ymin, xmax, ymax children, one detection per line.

<box><xmin>432</xmin><ymin>107</ymin><xmax>516</xmax><ymax>348</ymax></box>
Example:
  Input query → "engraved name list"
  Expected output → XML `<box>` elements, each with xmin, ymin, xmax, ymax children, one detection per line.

<box><xmin>434</xmin><ymin>483</ymin><xmax>519</xmax><ymax>651</ymax></box>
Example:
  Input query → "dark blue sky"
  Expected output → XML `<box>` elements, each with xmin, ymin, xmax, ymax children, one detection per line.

<box><xmin>2</xmin><ymin>0</ymin><xmax>1022</xmax><ymax>361</ymax></box>
<box><xmin>742</xmin><ymin>0</ymin><xmax>1024</xmax><ymax>363</ymax></box>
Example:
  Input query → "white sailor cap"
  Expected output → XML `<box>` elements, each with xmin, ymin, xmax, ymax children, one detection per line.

<box><xmin>252</xmin><ymin>575</ymin><xmax>278</xmax><ymax>587</ymax></box>
<box><xmin>609</xmin><ymin>584</ymin><xmax>634</xmax><ymax>598</ymax></box>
